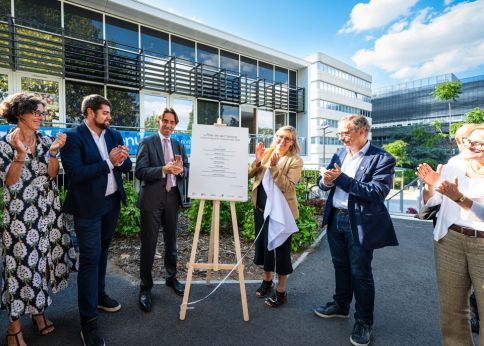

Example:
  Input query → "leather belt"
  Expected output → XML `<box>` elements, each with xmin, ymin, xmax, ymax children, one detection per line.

<box><xmin>333</xmin><ymin>208</ymin><xmax>349</xmax><ymax>214</ymax></box>
<box><xmin>449</xmin><ymin>224</ymin><xmax>484</xmax><ymax>238</ymax></box>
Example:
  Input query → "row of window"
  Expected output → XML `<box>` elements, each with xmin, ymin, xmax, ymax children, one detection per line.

<box><xmin>0</xmin><ymin>0</ymin><xmax>297</xmax><ymax>85</ymax></box>
<box><xmin>310</xmin><ymin>136</ymin><xmax>340</xmax><ymax>145</ymax></box>
<box><xmin>316</xmin><ymin>62</ymin><xmax>371</xmax><ymax>89</ymax></box>
<box><xmin>312</xmin><ymin>100</ymin><xmax>372</xmax><ymax>117</ymax></box>
<box><xmin>310</xmin><ymin>117</ymin><xmax>338</xmax><ymax>129</ymax></box>
<box><xmin>0</xmin><ymin>71</ymin><xmax>297</xmax><ymax>135</ymax></box>
<box><xmin>312</xmin><ymin>81</ymin><xmax>371</xmax><ymax>103</ymax></box>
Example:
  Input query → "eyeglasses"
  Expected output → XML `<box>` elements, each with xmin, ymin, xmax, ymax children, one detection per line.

<box><xmin>336</xmin><ymin>128</ymin><xmax>357</xmax><ymax>137</ymax></box>
<box><xmin>32</xmin><ymin>110</ymin><xmax>45</xmax><ymax>118</ymax></box>
<box><xmin>276</xmin><ymin>135</ymin><xmax>293</xmax><ymax>143</ymax></box>
<box><xmin>463</xmin><ymin>139</ymin><xmax>483</xmax><ymax>150</ymax></box>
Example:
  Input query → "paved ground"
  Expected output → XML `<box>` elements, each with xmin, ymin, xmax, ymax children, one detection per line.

<box><xmin>1</xmin><ymin>218</ymin><xmax>479</xmax><ymax>345</ymax></box>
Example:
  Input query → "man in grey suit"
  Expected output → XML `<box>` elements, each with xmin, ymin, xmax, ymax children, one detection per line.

<box><xmin>135</xmin><ymin>107</ymin><xmax>189</xmax><ymax>312</ymax></box>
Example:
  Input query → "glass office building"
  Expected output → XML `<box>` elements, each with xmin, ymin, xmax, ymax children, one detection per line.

<box><xmin>0</xmin><ymin>0</ymin><xmax>307</xmax><ymax>154</ymax></box>
<box><xmin>372</xmin><ymin>74</ymin><xmax>484</xmax><ymax>146</ymax></box>
<box><xmin>306</xmin><ymin>53</ymin><xmax>372</xmax><ymax>166</ymax></box>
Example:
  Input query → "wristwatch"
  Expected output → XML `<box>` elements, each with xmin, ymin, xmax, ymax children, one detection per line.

<box><xmin>454</xmin><ymin>194</ymin><xmax>466</xmax><ymax>203</ymax></box>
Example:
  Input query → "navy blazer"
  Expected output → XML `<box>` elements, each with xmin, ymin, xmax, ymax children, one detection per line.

<box><xmin>318</xmin><ymin>143</ymin><xmax>398</xmax><ymax>250</ymax></box>
<box><xmin>61</xmin><ymin>122</ymin><xmax>133</xmax><ymax>218</ymax></box>
<box><xmin>135</xmin><ymin>134</ymin><xmax>189</xmax><ymax>211</ymax></box>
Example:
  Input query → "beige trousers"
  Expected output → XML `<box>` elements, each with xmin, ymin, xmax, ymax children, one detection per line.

<box><xmin>435</xmin><ymin>230</ymin><xmax>484</xmax><ymax>346</ymax></box>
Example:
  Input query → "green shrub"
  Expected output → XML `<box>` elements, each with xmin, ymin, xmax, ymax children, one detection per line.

<box><xmin>116</xmin><ymin>180</ymin><xmax>141</xmax><ymax>237</ymax></box>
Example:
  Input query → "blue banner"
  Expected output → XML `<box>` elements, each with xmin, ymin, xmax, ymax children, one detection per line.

<box><xmin>0</xmin><ymin>125</ymin><xmax>192</xmax><ymax>155</ymax></box>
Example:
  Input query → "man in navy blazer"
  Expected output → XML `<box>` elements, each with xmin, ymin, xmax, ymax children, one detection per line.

<box><xmin>61</xmin><ymin>95</ymin><xmax>132</xmax><ymax>346</ymax></box>
<box><xmin>313</xmin><ymin>115</ymin><xmax>398</xmax><ymax>346</ymax></box>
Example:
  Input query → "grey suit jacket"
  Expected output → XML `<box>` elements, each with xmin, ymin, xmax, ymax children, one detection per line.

<box><xmin>135</xmin><ymin>134</ymin><xmax>189</xmax><ymax>211</ymax></box>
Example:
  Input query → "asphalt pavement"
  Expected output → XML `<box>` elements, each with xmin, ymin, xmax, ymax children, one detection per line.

<box><xmin>1</xmin><ymin>218</ymin><xmax>479</xmax><ymax>345</ymax></box>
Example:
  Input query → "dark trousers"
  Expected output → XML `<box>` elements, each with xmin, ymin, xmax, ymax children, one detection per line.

<box><xmin>139</xmin><ymin>188</ymin><xmax>180</xmax><ymax>290</ymax></box>
<box><xmin>75</xmin><ymin>193</ymin><xmax>120</xmax><ymax>325</ymax></box>
<box><xmin>327</xmin><ymin>210</ymin><xmax>375</xmax><ymax>325</ymax></box>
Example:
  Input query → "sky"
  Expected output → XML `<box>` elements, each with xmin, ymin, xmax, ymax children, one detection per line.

<box><xmin>139</xmin><ymin>0</ymin><xmax>484</xmax><ymax>91</ymax></box>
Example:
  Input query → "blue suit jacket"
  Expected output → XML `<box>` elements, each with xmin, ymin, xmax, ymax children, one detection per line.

<box><xmin>61</xmin><ymin>122</ymin><xmax>133</xmax><ymax>218</ymax></box>
<box><xmin>318</xmin><ymin>144</ymin><xmax>398</xmax><ymax>250</ymax></box>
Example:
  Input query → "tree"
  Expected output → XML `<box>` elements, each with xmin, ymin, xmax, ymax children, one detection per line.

<box><xmin>432</xmin><ymin>80</ymin><xmax>462</xmax><ymax>132</ymax></box>
<box><xmin>383</xmin><ymin>140</ymin><xmax>409</xmax><ymax>167</ymax></box>
<box><xmin>464</xmin><ymin>107</ymin><xmax>484</xmax><ymax>124</ymax></box>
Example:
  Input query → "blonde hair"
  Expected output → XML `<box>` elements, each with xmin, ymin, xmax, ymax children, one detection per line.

<box><xmin>261</xmin><ymin>126</ymin><xmax>300</xmax><ymax>164</ymax></box>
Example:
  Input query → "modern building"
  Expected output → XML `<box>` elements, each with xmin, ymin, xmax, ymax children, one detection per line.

<box><xmin>306</xmin><ymin>53</ymin><xmax>372</xmax><ymax>167</ymax></box>
<box><xmin>371</xmin><ymin>73</ymin><xmax>484</xmax><ymax>146</ymax></box>
<box><xmin>0</xmin><ymin>0</ymin><xmax>372</xmax><ymax>166</ymax></box>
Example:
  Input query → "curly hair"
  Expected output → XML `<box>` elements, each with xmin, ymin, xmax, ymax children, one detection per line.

<box><xmin>0</xmin><ymin>93</ymin><xmax>46</xmax><ymax>124</ymax></box>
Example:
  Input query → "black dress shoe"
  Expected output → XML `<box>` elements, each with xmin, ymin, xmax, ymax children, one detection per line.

<box><xmin>166</xmin><ymin>278</ymin><xmax>185</xmax><ymax>296</ymax></box>
<box><xmin>139</xmin><ymin>289</ymin><xmax>152</xmax><ymax>312</ymax></box>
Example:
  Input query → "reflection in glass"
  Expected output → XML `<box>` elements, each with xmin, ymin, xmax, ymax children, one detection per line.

<box><xmin>258</xmin><ymin>62</ymin><xmax>273</xmax><ymax>83</ymax></box>
<box><xmin>275</xmin><ymin>66</ymin><xmax>288</xmax><ymax>84</ymax></box>
<box><xmin>197</xmin><ymin>100</ymin><xmax>219</xmax><ymax>125</ymax></box>
<box><xmin>289</xmin><ymin>112</ymin><xmax>296</xmax><ymax>128</ymax></box>
<box><xmin>275</xmin><ymin>111</ymin><xmax>286</xmax><ymax>131</ymax></box>
<box><xmin>221</xmin><ymin>104</ymin><xmax>239</xmax><ymax>127</ymax></box>
<box><xmin>64</xmin><ymin>3</ymin><xmax>103</xmax><ymax>42</ymax></box>
<box><xmin>240</xmin><ymin>56</ymin><xmax>257</xmax><ymax>79</ymax></box>
<box><xmin>0</xmin><ymin>73</ymin><xmax>8</xmax><ymax>102</ymax></box>
<box><xmin>171</xmin><ymin>35</ymin><xmax>195</xmax><ymax>62</ymax></box>
<box><xmin>105</xmin><ymin>16</ymin><xmax>138</xmax><ymax>51</ymax></box>
<box><xmin>241</xmin><ymin>105</ymin><xmax>255</xmax><ymax>134</ymax></box>
<box><xmin>197</xmin><ymin>43</ymin><xmax>218</xmax><ymax>68</ymax></box>
<box><xmin>65</xmin><ymin>81</ymin><xmax>104</xmax><ymax>125</ymax></box>
<box><xmin>141</xmin><ymin>94</ymin><xmax>167</xmax><ymax>130</ymax></box>
<box><xmin>171</xmin><ymin>98</ymin><xmax>193</xmax><ymax>132</ymax></box>
<box><xmin>289</xmin><ymin>70</ymin><xmax>297</xmax><ymax>87</ymax></box>
<box><xmin>220</xmin><ymin>50</ymin><xmax>238</xmax><ymax>74</ymax></box>
<box><xmin>257</xmin><ymin>109</ymin><xmax>273</xmax><ymax>136</ymax></box>
<box><xmin>21</xmin><ymin>77</ymin><xmax>59</xmax><ymax>121</ymax></box>
<box><xmin>106</xmin><ymin>87</ymin><xmax>140</xmax><ymax>128</ymax></box>
<box><xmin>141</xmin><ymin>26</ymin><xmax>169</xmax><ymax>57</ymax></box>
<box><xmin>14</xmin><ymin>0</ymin><xmax>61</xmax><ymax>29</ymax></box>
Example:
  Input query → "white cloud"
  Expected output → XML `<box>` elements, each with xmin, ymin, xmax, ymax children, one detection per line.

<box><xmin>352</xmin><ymin>1</ymin><xmax>484</xmax><ymax>80</ymax></box>
<box><xmin>365</xmin><ymin>35</ymin><xmax>375</xmax><ymax>41</ymax></box>
<box><xmin>388</xmin><ymin>20</ymin><xmax>408</xmax><ymax>34</ymax></box>
<box><xmin>444</xmin><ymin>0</ymin><xmax>454</xmax><ymax>5</ymax></box>
<box><xmin>339</xmin><ymin>0</ymin><xmax>419</xmax><ymax>33</ymax></box>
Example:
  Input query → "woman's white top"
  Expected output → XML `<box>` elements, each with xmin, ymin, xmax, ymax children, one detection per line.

<box><xmin>425</xmin><ymin>163</ymin><xmax>484</xmax><ymax>241</ymax></box>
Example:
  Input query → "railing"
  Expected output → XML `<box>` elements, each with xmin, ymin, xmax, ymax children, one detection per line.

<box><xmin>0</xmin><ymin>15</ymin><xmax>305</xmax><ymax>113</ymax></box>
<box><xmin>248</xmin><ymin>134</ymin><xmax>307</xmax><ymax>156</ymax></box>
<box><xmin>385</xmin><ymin>177</ymin><xmax>420</xmax><ymax>214</ymax></box>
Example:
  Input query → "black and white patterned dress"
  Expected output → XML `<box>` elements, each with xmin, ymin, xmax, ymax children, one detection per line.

<box><xmin>0</xmin><ymin>129</ymin><xmax>76</xmax><ymax>320</ymax></box>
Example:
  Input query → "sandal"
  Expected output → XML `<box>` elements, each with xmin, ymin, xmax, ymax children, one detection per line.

<box><xmin>5</xmin><ymin>329</ymin><xmax>23</xmax><ymax>346</ymax></box>
<box><xmin>265</xmin><ymin>290</ymin><xmax>287</xmax><ymax>308</ymax></box>
<box><xmin>32</xmin><ymin>313</ymin><xmax>55</xmax><ymax>336</ymax></box>
<box><xmin>255</xmin><ymin>280</ymin><xmax>273</xmax><ymax>298</ymax></box>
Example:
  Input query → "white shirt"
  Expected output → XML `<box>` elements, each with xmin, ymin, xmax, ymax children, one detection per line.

<box><xmin>332</xmin><ymin>141</ymin><xmax>371</xmax><ymax>209</ymax></box>
<box><xmin>158</xmin><ymin>131</ymin><xmax>177</xmax><ymax>187</ymax></box>
<box><xmin>85</xmin><ymin>121</ymin><xmax>118</xmax><ymax>196</ymax></box>
<box><xmin>425</xmin><ymin>163</ymin><xmax>484</xmax><ymax>240</ymax></box>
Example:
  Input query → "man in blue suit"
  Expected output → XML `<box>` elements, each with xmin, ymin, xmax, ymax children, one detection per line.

<box><xmin>313</xmin><ymin>115</ymin><xmax>398</xmax><ymax>346</ymax></box>
<box><xmin>61</xmin><ymin>95</ymin><xmax>132</xmax><ymax>346</ymax></box>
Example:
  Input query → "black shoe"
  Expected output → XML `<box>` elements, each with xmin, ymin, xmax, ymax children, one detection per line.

<box><xmin>166</xmin><ymin>278</ymin><xmax>185</xmax><ymax>296</ymax></box>
<box><xmin>471</xmin><ymin>316</ymin><xmax>479</xmax><ymax>334</ymax></box>
<box><xmin>313</xmin><ymin>301</ymin><xmax>349</xmax><ymax>319</ymax></box>
<box><xmin>350</xmin><ymin>319</ymin><xmax>372</xmax><ymax>346</ymax></box>
<box><xmin>81</xmin><ymin>320</ymin><xmax>105</xmax><ymax>346</ymax></box>
<box><xmin>97</xmin><ymin>293</ymin><xmax>121</xmax><ymax>312</ymax></box>
<box><xmin>264</xmin><ymin>290</ymin><xmax>287</xmax><ymax>308</ymax></box>
<box><xmin>139</xmin><ymin>289</ymin><xmax>152</xmax><ymax>313</ymax></box>
<box><xmin>255</xmin><ymin>280</ymin><xmax>274</xmax><ymax>298</ymax></box>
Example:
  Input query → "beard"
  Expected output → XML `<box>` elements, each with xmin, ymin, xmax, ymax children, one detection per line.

<box><xmin>94</xmin><ymin>114</ymin><xmax>110</xmax><ymax>129</ymax></box>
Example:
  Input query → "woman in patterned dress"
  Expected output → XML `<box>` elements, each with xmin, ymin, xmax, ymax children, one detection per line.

<box><xmin>0</xmin><ymin>93</ymin><xmax>76</xmax><ymax>346</ymax></box>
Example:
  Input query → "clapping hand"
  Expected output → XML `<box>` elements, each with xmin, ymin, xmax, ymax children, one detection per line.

<box><xmin>435</xmin><ymin>177</ymin><xmax>461</xmax><ymax>201</ymax></box>
<box><xmin>416</xmin><ymin>163</ymin><xmax>442</xmax><ymax>187</ymax></box>
<box><xmin>9</xmin><ymin>128</ymin><xmax>27</xmax><ymax>155</ymax></box>
<box><xmin>255</xmin><ymin>142</ymin><xmax>265</xmax><ymax>163</ymax></box>
<box><xmin>109</xmin><ymin>145</ymin><xmax>129</xmax><ymax>166</ymax></box>
<box><xmin>270</xmin><ymin>152</ymin><xmax>281</xmax><ymax>166</ymax></box>
<box><xmin>322</xmin><ymin>163</ymin><xmax>342</xmax><ymax>185</ymax></box>
<box><xmin>49</xmin><ymin>132</ymin><xmax>66</xmax><ymax>153</ymax></box>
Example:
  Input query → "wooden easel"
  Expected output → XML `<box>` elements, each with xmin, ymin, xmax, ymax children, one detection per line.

<box><xmin>179</xmin><ymin>119</ymin><xmax>249</xmax><ymax>321</ymax></box>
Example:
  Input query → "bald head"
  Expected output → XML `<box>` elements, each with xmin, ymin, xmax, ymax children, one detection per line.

<box><xmin>455</xmin><ymin>123</ymin><xmax>477</xmax><ymax>152</ymax></box>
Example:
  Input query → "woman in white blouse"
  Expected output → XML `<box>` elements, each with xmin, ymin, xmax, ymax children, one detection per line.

<box><xmin>417</xmin><ymin>125</ymin><xmax>484</xmax><ymax>345</ymax></box>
